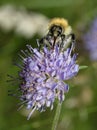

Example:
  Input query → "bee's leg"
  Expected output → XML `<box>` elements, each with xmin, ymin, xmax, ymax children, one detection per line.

<box><xmin>60</xmin><ymin>34</ymin><xmax>65</xmax><ymax>49</ymax></box>
<box><xmin>61</xmin><ymin>34</ymin><xmax>65</xmax><ymax>41</ymax></box>
<box><xmin>38</xmin><ymin>34</ymin><xmax>53</xmax><ymax>50</ymax></box>
<box><xmin>69</xmin><ymin>33</ymin><xmax>76</xmax><ymax>54</ymax></box>
<box><xmin>45</xmin><ymin>34</ymin><xmax>53</xmax><ymax>47</ymax></box>
<box><xmin>36</xmin><ymin>39</ymin><xmax>40</xmax><ymax>47</ymax></box>
<box><xmin>36</xmin><ymin>39</ymin><xmax>43</xmax><ymax>51</ymax></box>
<box><xmin>70</xmin><ymin>33</ymin><xmax>76</xmax><ymax>48</ymax></box>
<box><xmin>39</xmin><ymin>37</ymin><xmax>45</xmax><ymax>44</ymax></box>
<box><xmin>38</xmin><ymin>36</ymin><xmax>48</xmax><ymax>51</ymax></box>
<box><xmin>70</xmin><ymin>33</ymin><xmax>75</xmax><ymax>42</ymax></box>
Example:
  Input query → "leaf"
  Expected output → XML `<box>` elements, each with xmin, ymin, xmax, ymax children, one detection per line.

<box><xmin>79</xmin><ymin>65</ymin><xmax>88</xmax><ymax>70</ymax></box>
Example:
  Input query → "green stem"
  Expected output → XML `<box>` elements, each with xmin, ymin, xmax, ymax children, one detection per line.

<box><xmin>52</xmin><ymin>102</ymin><xmax>62</xmax><ymax>130</ymax></box>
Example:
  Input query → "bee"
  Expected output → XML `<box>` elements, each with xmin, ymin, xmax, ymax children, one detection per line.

<box><xmin>38</xmin><ymin>18</ymin><xmax>75</xmax><ymax>50</ymax></box>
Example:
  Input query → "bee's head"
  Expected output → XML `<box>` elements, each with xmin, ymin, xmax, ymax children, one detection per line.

<box><xmin>49</xmin><ymin>25</ymin><xmax>63</xmax><ymax>37</ymax></box>
<box><xmin>48</xmin><ymin>18</ymin><xmax>69</xmax><ymax>37</ymax></box>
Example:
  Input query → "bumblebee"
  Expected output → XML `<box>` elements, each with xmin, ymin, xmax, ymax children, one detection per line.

<box><xmin>38</xmin><ymin>18</ymin><xmax>75</xmax><ymax>50</ymax></box>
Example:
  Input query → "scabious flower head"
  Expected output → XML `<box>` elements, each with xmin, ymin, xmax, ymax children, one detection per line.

<box><xmin>18</xmin><ymin>42</ymin><xmax>79</xmax><ymax>119</ymax></box>
<box><xmin>83</xmin><ymin>18</ymin><xmax>97</xmax><ymax>61</ymax></box>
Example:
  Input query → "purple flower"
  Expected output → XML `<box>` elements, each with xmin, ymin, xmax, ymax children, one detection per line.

<box><xmin>18</xmin><ymin>43</ymin><xmax>79</xmax><ymax>119</ymax></box>
<box><xmin>83</xmin><ymin>18</ymin><xmax>97</xmax><ymax>61</ymax></box>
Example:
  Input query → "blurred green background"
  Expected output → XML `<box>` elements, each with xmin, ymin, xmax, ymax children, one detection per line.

<box><xmin>0</xmin><ymin>0</ymin><xmax>97</xmax><ymax>130</ymax></box>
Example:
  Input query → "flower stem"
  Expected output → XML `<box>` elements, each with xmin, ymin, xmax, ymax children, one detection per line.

<box><xmin>52</xmin><ymin>102</ymin><xmax>62</xmax><ymax>130</ymax></box>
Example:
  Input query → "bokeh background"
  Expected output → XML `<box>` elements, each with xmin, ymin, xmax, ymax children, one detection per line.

<box><xmin>0</xmin><ymin>0</ymin><xmax>97</xmax><ymax>130</ymax></box>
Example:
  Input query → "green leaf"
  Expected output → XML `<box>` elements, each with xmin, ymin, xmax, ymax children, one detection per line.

<box><xmin>79</xmin><ymin>65</ymin><xmax>88</xmax><ymax>70</ymax></box>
